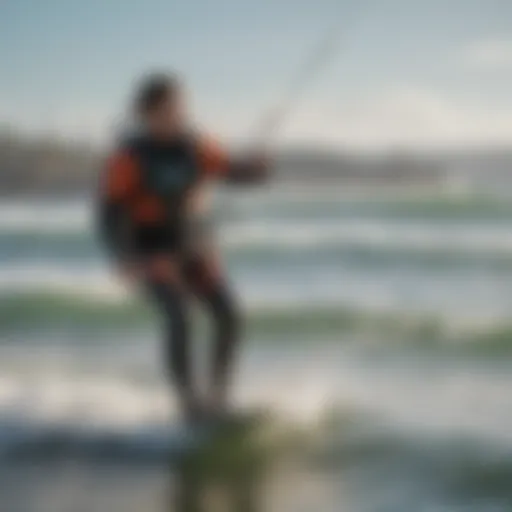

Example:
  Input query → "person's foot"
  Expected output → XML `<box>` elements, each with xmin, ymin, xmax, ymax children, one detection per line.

<box><xmin>203</xmin><ymin>389</ymin><xmax>230</xmax><ymax>423</ymax></box>
<box><xmin>180</xmin><ymin>394</ymin><xmax>205</xmax><ymax>426</ymax></box>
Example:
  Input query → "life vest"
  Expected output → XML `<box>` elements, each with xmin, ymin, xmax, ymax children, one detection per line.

<box><xmin>127</xmin><ymin>133</ymin><xmax>200</xmax><ymax>201</ymax></box>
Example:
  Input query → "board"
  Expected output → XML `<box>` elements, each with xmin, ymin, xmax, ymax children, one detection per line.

<box><xmin>175</xmin><ymin>410</ymin><xmax>274</xmax><ymax>480</ymax></box>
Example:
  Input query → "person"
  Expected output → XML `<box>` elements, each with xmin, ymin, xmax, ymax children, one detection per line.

<box><xmin>97</xmin><ymin>72</ymin><xmax>269</xmax><ymax>423</ymax></box>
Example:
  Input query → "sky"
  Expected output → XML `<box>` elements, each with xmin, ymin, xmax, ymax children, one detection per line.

<box><xmin>1</xmin><ymin>0</ymin><xmax>511</xmax><ymax>149</ymax></box>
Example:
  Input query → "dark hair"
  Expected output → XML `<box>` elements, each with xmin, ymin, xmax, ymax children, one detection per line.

<box><xmin>134</xmin><ymin>72</ymin><xmax>181</xmax><ymax>115</ymax></box>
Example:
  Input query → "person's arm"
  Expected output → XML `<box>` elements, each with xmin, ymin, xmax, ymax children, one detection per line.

<box><xmin>197</xmin><ymin>136</ymin><xmax>270</xmax><ymax>184</ymax></box>
<box><xmin>96</xmin><ymin>149</ymin><xmax>138</xmax><ymax>263</ymax></box>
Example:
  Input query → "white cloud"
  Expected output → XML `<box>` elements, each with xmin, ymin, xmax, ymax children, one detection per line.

<box><xmin>2</xmin><ymin>86</ymin><xmax>512</xmax><ymax>151</ymax></box>
<box><xmin>462</xmin><ymin>38</ymin><xmax>512</xmax><ymax>70</ymax></box>
<box><xmin>281</xmin><ymin>86</ymin><xmax>512</xmax><ymax>149</ymax></box>
<box><xmin>0</xmin><ymin>102</ymin><xmax>119</xmax><ymax>147</ymax></box>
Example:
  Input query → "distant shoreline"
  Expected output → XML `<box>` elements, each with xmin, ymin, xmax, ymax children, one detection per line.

<box><xmin>1</xmin><ymin>127</ymin><xmax>511</xmax><ymax>196</ymax></box>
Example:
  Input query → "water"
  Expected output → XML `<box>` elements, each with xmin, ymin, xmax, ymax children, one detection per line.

<box><xmin>0</xmin><ymin>188</ymin><xmax>511</xmax><ymax>511</ymax></box>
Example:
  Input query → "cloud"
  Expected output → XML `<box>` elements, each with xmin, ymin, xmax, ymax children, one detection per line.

<box><xmin>0</xmin><ymin>102</ymin><xmax>118</xmax><ymax>146</ymax></box>
<box><xmin>2</xmin><ymin>86</ymin><xmax>512</xmax><ymax>151</ymax></box>
<box><xmin>462</xmin><ymin>38</ymin><xmax>512</xmax><ymax>70</ymax></box>
<box><xmin>281</xmin><ymin>86</ymin><xmax>512</xmax><ymax>149</ymax></box>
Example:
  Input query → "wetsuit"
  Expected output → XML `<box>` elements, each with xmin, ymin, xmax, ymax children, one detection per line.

<box><xmin>98</xmin><ymin>131</ymin><xmax>265</xmax><ymax>416</ymax></box>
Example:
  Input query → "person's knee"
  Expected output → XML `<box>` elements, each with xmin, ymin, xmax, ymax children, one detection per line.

<box><xmin>148</xmin><ymin>279</ymin><xmax>187</xmax><ymax>325</ymax></box>
<box><xmin>208</xmin><ymin>286</ymin><xmax>242</xmax><ymax>334</ymax></box>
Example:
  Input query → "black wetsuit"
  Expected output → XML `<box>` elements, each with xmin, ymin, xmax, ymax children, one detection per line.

<box><xmin>98</xmin><ymin>132</ymin><xmax>265</xmax><ymax>415</ymax></box>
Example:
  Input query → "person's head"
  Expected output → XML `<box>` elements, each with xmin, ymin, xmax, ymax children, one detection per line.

<box><xmin>133</xmin><ymin>72</ymin><xmax>186</xmax><ymax>137</ymax></box>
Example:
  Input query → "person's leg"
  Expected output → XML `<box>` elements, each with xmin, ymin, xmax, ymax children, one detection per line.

<box><xmin>185</xmin><ymin>252</ymin><xmax>242</xmax><ymax>413</ymax></box>
<box><xmin>203</xmin><ymin>282</ymin><xmax>241</xmax><ymax>411</ymax></box>
<box><xmin>144</xmin><ymin>256</ymin><xmax>199</xmax><ymax>421</ymax></box>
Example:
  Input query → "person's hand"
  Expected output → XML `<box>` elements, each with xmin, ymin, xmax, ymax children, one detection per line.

<box><xmin>227</xmin><ymin>150</ymin><xmax>272</xmax><ymax>184</ymax></box>
<box><xmin>245</xmin><ymin>150</ymin><xmax>271</xmax><ymax>180</ymax></box>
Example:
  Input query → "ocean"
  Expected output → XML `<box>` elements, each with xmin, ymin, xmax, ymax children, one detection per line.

<box><xmin>0</xmin><ymin>187</ymin><xmax>511</xmax><ymax>512</ymax></box>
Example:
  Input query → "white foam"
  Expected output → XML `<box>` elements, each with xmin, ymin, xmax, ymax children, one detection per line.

<box><xmin>0</xmin><ymin>344</ymin><xmax>511</xmax><ymax>447</ymax></box>
<box><xmin>2</xmin><ymin>198</ymin><xmax>512</xmax><ymax>260</ymax></box>
<box><xmin>222</xmin><ymin>219</ymin><xmax>512</xmax><ymax>256</ymax></box>
<box><xmin>0</xmin><ymin>199</ymin><xmax>90</xmax><ymax>234</ymax></box>
<box><xmin>0</xmin><ymin>263</ymin><xmax>127</xmax><ymax>301</ymax></box>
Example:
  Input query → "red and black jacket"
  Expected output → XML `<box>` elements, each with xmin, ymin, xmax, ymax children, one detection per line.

<box><xmin>97</xmin><ymin>132</ymin><xmax>266</xmax><ymax>258</ymax></box>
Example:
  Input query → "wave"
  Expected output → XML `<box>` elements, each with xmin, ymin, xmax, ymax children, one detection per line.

<box><xmin>228</xmin><ymin>190</ymin><xmax>512</xmax><ymax>221</ymax></box>
<box><xmin>221</xmin><ymin>219</ymin><xmax>512</xmax><ymax>256</ymax></box>
<box><xmin>3</xmin><ymin>216</ymin><xmax>512</xmax><ymax>261</ymax></box>
<box><xmin>4</xmin><ymin>226</ymin><xmax>512</xmax><ymax>285</ymax></box>
<box><xmin>0</xmin><ymin>365</ymin><xmax>332</xmax><ymax>464</ymax></box>
<box><xmin>0</xmin><ymin>264</ymin><xmax>122</xmax><ymax>297</ymax></box>
<box><xmin>1</xmin><ymin>290</ymin><xmax>512</xmax><ymax>354</ymax></box>
<box><xmin>2</xmin><ymin>192</ymin><xmax>512</xmax><ymax>234</ymax></box>
<box><xmin>1</xmin><ymin>386</ymin><xmax>511</xmax><ymax>484</ymax></box>
<box><xmin>0</xmin><ymin>200</ymin><xmax>90</xmax><ymax>234</ymax></box>
<box><xmin>312</xmin><ymin>417</ymin><xmax>512</xmax><ymax>508</ymax></box>
<box><xmin>0</xmin><ymin>419</ymin><xmax>182</xmax><ymax>464</ymax></box>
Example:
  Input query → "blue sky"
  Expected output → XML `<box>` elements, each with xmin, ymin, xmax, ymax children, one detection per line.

<box><xmin>1</xmin><ymin>0</ymin><xmax>511</xmax><ymax>148</ymax></box>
